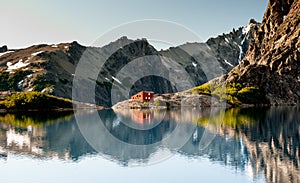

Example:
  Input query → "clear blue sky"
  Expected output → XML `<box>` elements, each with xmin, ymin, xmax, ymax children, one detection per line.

<box><xmin>1</xmin><ymin>0</ymin><xmax>268</xmax><ymax>49</ymax></box>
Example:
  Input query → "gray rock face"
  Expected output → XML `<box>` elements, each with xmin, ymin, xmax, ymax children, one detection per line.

<box><xmin>206</xmin><ymin>20</ymin><xmax>260</xmax><ymax>72</ymax></box>
<box><xmin>159</xmin><ymin>22</ymin><xmax>260</xmax><ymax>85</ymax></box>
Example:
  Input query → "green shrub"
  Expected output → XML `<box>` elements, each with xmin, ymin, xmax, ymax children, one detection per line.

<box><xmin>191</xmin><ymin>82</ymin><xmax>268</xmax><ymax>105</ymax></box>
<box><xmin>33</xmin><ymin>75</ymin><xmax>55</xmax><ymax>92</ymax></box>
<box><xmin>0</xmin><ymin>72</ymin><xmax>9</xmax><ymax>91</ymax></box>
<box><xmin>0</xmin><ymin>92</ymin><xmax>72</xmax><ymax>110</ymax></box>
<box><xmin>153</xmin><ymin>99</ymin><xmax>163</xmax><ymax>106</ymax></box>
<box><xmin>192</xmin><ymin>83</ymin><xmax>211</xmax><ymax>95</ymax></box>
<box><xmin>7</xmin><ymin>70</ymin><xmax>33</xmax><ymax>91</ymax></box>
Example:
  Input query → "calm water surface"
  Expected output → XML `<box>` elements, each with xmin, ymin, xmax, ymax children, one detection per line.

<box><xmin>0</xmin><ymin>107</ymin><xmax>299</xmax><ymax>183</ymax></box>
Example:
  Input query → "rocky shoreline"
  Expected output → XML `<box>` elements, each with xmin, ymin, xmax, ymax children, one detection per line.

<box><xmin>112</xmin><ymin>91</ymin><xmax>271</xmax><ymax>110</ymax></box>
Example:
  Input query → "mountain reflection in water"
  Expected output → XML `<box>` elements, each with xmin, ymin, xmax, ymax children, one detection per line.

<box><xmin>0</xmin><ymin>107</ymin><xmax>299</xmax><ymax>182</ymax></box>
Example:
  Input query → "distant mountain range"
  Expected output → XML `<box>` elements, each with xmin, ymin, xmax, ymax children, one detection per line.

<box><xmin>2</xmin><ymin>0</ymin><xmax>299</xmax><ymax>107</ymax></box>
<box><xmin>0</xmin><ymin>21</ymin><xmax>259</xmax><ymax>107</ymax></box>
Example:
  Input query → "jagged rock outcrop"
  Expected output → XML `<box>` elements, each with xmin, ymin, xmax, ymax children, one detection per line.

<box><xmin>0</xmin><ymin>46</ymin><xmax>7</xmax><ymax>53</ymax></box>
<box><xmin>206</xmin><ymin>19</ymin><xmax>260</xmax><ymax>72</ymax></box>
<box><xmin>224</xmin><ymin>0</ymin><xmax>300</xmax><ymax>105</ymax></box>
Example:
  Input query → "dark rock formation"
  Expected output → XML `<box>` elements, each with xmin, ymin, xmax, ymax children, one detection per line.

<box><xmin>0</xmin><ymin>45</ymin><xmax>7</xmax><ymax>53</ymax></box>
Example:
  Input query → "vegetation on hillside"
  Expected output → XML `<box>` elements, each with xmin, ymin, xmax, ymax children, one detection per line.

<box><xmin>0</xmin><ymin>69</ymin><xmax>55</xmax><ymax>93</ymax></box>
<box><xmin>32</xmin><ymin>74</ymin><xmax>55</xmax><ymax>92</ymax></box>
<box><xmin>192</xmin><ymin>82</ymin><xmax>269</xmax><ymax>105</ymax></box>
<box><xmin>0</xmin><ymin>92</ymin><xmax>72</xmax><ymax>110</ymax></box>
<box><xmin>0</xmin><ymin>70</ymin><xmax>33</xmax><ymax>91</ymax></box>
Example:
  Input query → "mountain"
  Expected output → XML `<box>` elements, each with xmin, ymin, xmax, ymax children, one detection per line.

<box><xmin>0</xmin><ymin>22</ymin><xmax>259</xmax><ymax>107</ymax></box>
<box><xmin>223</xmin><ymin>0</ymin><xmax>300</xmax><ymax>105</ymax></box>
<box><xmin>160</xmin><ymin>20</ymin><xmax>259</xmax><ymax>85</ymax></box>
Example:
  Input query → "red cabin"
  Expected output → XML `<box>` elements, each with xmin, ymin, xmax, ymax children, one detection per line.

<box><xmin>131</xmin><ymin>91</ymin><xmax>154</xmax><ymax>102</ymax></box>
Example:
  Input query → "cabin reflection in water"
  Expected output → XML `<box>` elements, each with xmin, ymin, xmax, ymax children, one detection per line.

<box><xmin>131</xmin><ymin>110</ymin><xmax>154</xmax><ymax>124</ymax></box>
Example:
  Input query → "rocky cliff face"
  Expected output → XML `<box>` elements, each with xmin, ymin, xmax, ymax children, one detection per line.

<box><xmin>225</xmin><ymin>0</ymin><xmax>300</xmax><ymax>105</ymax></box>
<box><xmin>159</xmin><ymin>21</ymin><xmax>259</xmax><ymax>86</ymax></box>
<box><xmin>206</xmin><ymin>19</ymin><xmax>260</xmax><ymax>72</ymax></box>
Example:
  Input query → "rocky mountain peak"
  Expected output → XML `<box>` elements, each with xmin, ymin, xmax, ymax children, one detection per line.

<box><xmin>244</xmin><ymin>0</ymin><xmax>298</xmax><ymax>65</ymax></box>
<box><xmin>205</xmin><ymin>20</ymin><xmax>260</xmax><ymax>72</ymax></box>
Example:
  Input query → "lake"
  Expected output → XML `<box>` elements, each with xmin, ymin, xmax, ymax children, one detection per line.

<box><xmin>0</xmin><ymin>107</ymin><xmax>299</xmax><ymax>183</ymax></box>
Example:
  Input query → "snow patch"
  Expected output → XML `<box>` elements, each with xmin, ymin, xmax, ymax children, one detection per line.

<box><xmin>224</xmin><ymin>37</ymin><xmax>230</xmax><ymax>44</ymax></box>
<box><xmin>64</xmin><ymin>46</ymin><xmax>69</xmax><ymax>49</ymax></box>
<box><xmin>238</xmin><ymin>45</ymin><xmax>243</xmax><ymax>61</ymax></box>
<box><xmin>31</xmin><ymin>51</ymin><xmax>44</xmax><ymax>56</ymax></box>
<box><xmin>41</xmin><ymin>88</ymin><xmax>47</xmax><ymax>93</ymax></box>
<box><xmin>105</xmin><ymin>77</ymin><xmax>109</xmax><ymax>81</ymax></box>
<box><xmin>241</xmin><ymin>36</ymin><xmax>246</xmax><ymax>45</ymax></box>
<box><xmin>238</xmin><ymin>35</ymin><xmax>247</xmax><ymax>62</ymax></box>
<box><xmin>112</xmin><ymin>76</ymin><xmax>122</xmax><ymax>84</ymax></box>
<box><xmin>28</xmin><ymin>88</ymin><xmax>33</xmax><ymax>92</ymax></box>
<box><xmin>51</xmin><ymin>44</ymin><xmax>58</xmax><ymax>48</ymax></box>
<box><xmin>7</xmin><ymin>59</ymin><xmax>30</xmax><ymax>71</ymax></box>
<box><xmin>0</xmin><ymin>51</ymin><xmax>14</xmax><ymax>57</ymax></box>
<box><xmin>242</xmin><ymin>25</ymin><xmax>251</xmax><ymax>35</ymax></box>
<box><xmin>27</xmin><ymin>74</ymin><xmax>33</xmax><ymax>78</ymax></box>
<box><xmin>192</xmin><ymin>62</ymin><xmax>197</xmax><ymax>67</ymax></box>
<box><xmin>6</xmin><ymin>62</ymin><xmax>12</xmax><ymax>67</ymax></box>
<box><xmin>224</xmin><ymin>59</ymin><xmax>234</xmax><ymax>67</ymax></box>
<box><xmin>206</xmin><ymin>44</ymin><xmax>211</xmax><ymax>50</ymax></box>
<box><xmin>18</xmin><ymin>80</ymin><xmax>24</xmax><ymax>88</ymax></box>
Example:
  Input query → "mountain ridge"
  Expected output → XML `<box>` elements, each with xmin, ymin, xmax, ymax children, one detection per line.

<box><xmin>0</xmin><ymin>22</ymin><xmax>259</xmax><ymax>107</ymax></box>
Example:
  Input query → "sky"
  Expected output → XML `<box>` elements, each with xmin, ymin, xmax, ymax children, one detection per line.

<box><xmin>1</xmin><ymin>0</ymin><xmax>268</xmax><ymax>49</ymax></box>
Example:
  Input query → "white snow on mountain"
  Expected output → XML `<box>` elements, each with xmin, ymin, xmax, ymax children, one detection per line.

<box><xmin>224</xmin><ymin>59</ymin><xmax>234</xmax><ymax>67</ymax></box>
<box><xmin>31</xmin><ymin>51</ymin><xmax>44</xmax><ymax>56</ymax></box>
<box><xmin>0</xmin><ymin>51</ymin><xmax>14</xmax><ymax>57</ymax></box>
<box><xmin>112</xmin><ymin>76</ymin><xmax>122</xmax><ymax>84</ymax></box>
<box><xmin>242</xmin><ymin>25</ymin><xmax>251</xmax><ymax>35</ymax></box>
<box><xmin>6</xmin><ymin>59</ymin><xmax>30</xmax><ymax>71</ymax></box>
